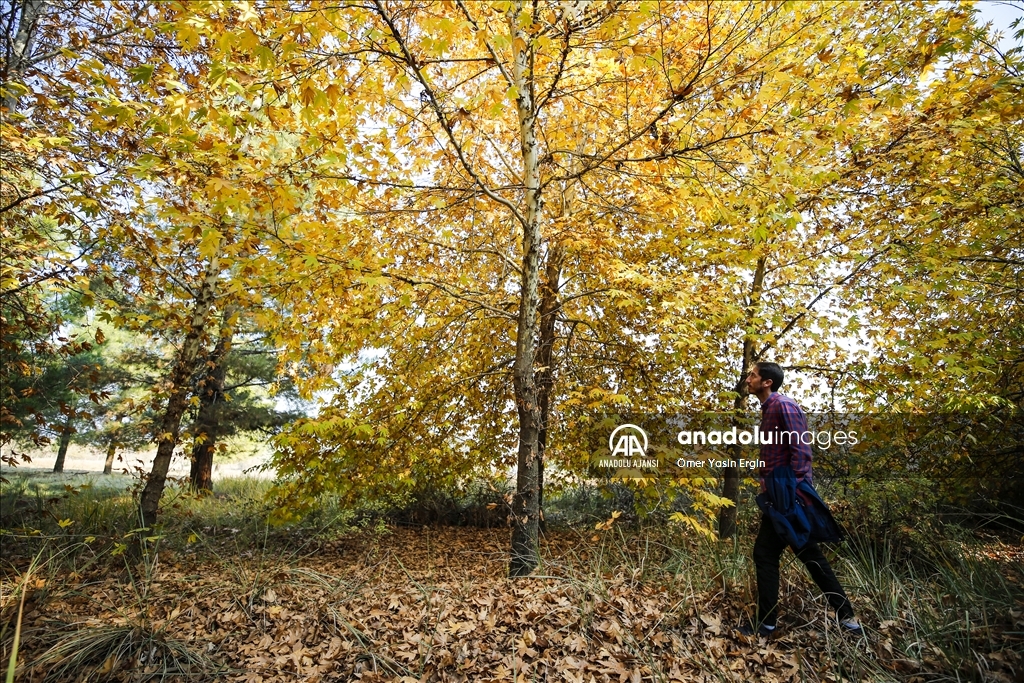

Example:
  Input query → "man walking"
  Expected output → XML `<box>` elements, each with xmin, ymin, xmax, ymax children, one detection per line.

<box><xmin>738</xmin><ymin>361</ymin><xmax>863</xmax><ymax>637</ymax></box>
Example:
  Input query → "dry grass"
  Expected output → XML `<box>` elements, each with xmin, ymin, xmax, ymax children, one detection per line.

<box><xmin>1</xmin><ymin>474</ymin><xmax>1022</xmax><ymax>682</ymax></box>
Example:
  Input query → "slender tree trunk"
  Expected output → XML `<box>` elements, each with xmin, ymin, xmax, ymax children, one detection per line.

<box><xmin>718</xmin><ymin>256</ymin><xmax>767</xmax><ymax>539</ymax></box>
<box><xmin>189</xmin><ymin>440</ymin><xmax>215</xmax><ymax>494</ymax></box>
<box><xmin>535</xmin><ymin>161</ymin><xmax>580</xmax><ymax>535</ymax></box>
<box><xmin>189</xmin><ymin>313</ymin><xmax>232</xmax><ymax>494</ymax></box>
<box><xmin>536</xmin><ymin>244</ymin><xmax>564</xmax><ymax>535</ymax></box>
<box><xmin>103</xmin><ymin>437</ymin><xmax>116</xmax><ymax>475</ymax></box>
<box><xmin>52</xmin><ymin>413</ymin><xmax>72</xmax><ymax>473</ymax></box>
<box><xmin>3</xmin><ymin>0</ymin><xmax>45</xmax><ymax>111</ymax></box>
<box><xmin>139</xmin><ymin>254</ymin><xmax>220</xmax><ymax>529</ymax></box>
<box><xmin>508</xmin><ymin>2</ymin><xmax>544</xmax><ymax>577</ymax></box>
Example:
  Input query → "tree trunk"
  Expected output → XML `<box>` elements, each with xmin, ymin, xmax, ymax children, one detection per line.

<box><xmin>189</xmin><ymin>440</ymin><xmax>215</xmax><ymax>494</ymax></box>
<box><xmin>189</xmin><ymin>313</ymin><xmax>232</xmax><ymax>494</ymax></box>
<box><xmin>718</xmin><ymin>256</ymin><xmax>767</xmax><ymax>539</ymax></box>
<box><xmin>535</xmin><ymin>158</ymin><xmax>580</xmax><ymax>535</ymax></box>
<box><xmin>103</xmin><ymin>437</ymin><xmax>116</xmax><ymax>474</ymax></box>
<box><xmin>536</xmin><ymin>244</ymin><xmax>564</xmax><ymax>535</ymax></box>
<box><xmin>719</xmin><ymin>347</ymin><xmax>752</xmax><ymax>539</ymax></box>
<box><xmin>3</xmin><ymin>0</ymin><xmax>45</xmax><ymax>111</ymax></box>
<box><xmin>508</xmin><ymin>1</ymin><xmax>544</xmax><ymax>578</ymax></box>
<box><xmin>139</xmin><ymin>253</ymin><xmax>220</xmax><ymax>529</ymax></box>
<box><xmin>52</xmin><ymin>413</ymin><xmax>72</xmax><ymax>473</ymax></box>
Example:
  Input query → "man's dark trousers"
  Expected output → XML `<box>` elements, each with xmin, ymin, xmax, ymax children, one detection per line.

<box><xmin>753</xmin><ymin>514</ymin><xmax>854</xmax><ymax>627</ymax></box>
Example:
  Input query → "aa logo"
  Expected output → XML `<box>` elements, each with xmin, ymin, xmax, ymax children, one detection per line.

<box><xmin>609</xmin><ymin>424</ymin><xmax>648</xmax><ymax>458</ymax></box>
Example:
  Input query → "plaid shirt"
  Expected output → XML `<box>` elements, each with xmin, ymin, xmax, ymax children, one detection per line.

<box><xmin>759</xmin><ymin>391</ymin><xmax>813</xmax><ymax>486</ymax></box>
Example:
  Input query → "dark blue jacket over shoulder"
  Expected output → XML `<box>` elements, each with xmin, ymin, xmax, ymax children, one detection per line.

<box><xmin>756</xmin><ymin>465</ymin><xmax>843</xmax><ymax>549</ymax></box>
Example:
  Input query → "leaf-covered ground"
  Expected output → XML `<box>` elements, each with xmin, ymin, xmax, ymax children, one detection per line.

<box><xmin>8</xmin><ymin>527</ymin><xmax>1023</xmax><ymax>682</ymax></box>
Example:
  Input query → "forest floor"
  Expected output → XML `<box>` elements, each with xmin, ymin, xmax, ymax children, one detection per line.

<box><xmin>1</xmin><ymin>471</ymin><xmax>1022</xmax><ymax>682</ymax></box>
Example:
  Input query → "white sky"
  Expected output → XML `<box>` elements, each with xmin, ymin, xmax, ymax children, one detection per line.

<box><xmin>975</xmin><ymin>1</ymin><xmax>1023</xmax><ymax>52</ymax></box>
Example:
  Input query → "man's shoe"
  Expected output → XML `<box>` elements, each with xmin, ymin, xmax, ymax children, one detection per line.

<box><xmin>736</xmin><ymin>621</ymin><xmax>776</xmax><ymax>637</ymax></box>
<box><xmin>840</xmin><ymin>618</ymin><xmax>865</xmax><ymax>636</ymax></box>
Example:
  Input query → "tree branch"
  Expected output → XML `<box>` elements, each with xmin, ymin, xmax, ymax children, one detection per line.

<box><xmin>383</xmin><ymin>270</ymin><xmax>518</xmax><ymax>321</ymax></box>
<box><xmin>370</xmin><ymin>0</ymin><xmax>527</xmax><ymax>228</ymax></box>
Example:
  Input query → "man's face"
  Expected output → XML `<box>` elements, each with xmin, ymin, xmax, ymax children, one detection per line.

<box><xmin>746</xmin><ymin>367</ymin><xmax>771</xmax><ymax>395</ymax></box>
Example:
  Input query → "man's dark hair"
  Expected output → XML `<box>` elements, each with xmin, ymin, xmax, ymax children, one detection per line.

<box><xmin>756</xmin><ymin>362</ymin><xmax>784</xmax><ymax>392</ymax></box>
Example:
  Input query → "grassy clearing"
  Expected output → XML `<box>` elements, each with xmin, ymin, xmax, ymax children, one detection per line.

<box><xmin>1</xmin><ymin>472</ymin><xmax>1022</xmax><ymax>682</ymax></box>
